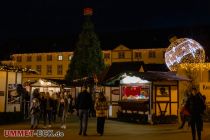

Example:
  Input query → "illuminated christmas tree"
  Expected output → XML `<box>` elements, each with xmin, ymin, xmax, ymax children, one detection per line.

<box><xmin>65</xmin><ymin>8</ymin><xmax>105</xmax><ymax>86</ymax></box>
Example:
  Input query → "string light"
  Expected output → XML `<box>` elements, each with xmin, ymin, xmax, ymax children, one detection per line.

<box><xmin>179</xmin><ymin>63</ymin><xmax>210</xmax><ymax>71</ymax></box>
<box><xmin>0</xmin><ymin>64</ymin><xmax>39</xmax><ymax>74</ymax></box>
<box><xmin>165</xmin><ymin>38</ymin><xmax>205</xmax><ymax>71</ymax></box>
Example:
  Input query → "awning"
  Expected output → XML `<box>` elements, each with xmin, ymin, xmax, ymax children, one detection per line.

<box><xmin>102</xmin><ymin>71</ymin><xmax>190</xmax><ymax>86</ymax></box>
<box><xmin>102</xmin><ymin>62</ymin><xmax>169</xmax><ymax>82</ymax></box>
<box><xmin>31</xmin><ymin>79</ymin><xmax>60</xmax><ymax>87</ymax></box>
<box><xmin>120</xmin><ymin>73</ymin><xmax>150</xmax><ymax>84</ymax></box>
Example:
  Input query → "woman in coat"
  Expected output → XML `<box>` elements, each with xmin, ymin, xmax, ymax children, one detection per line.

<box><xmin>94</xmin><ymin>92</ymin><xmax>108</xmax><ymax>136</ymax></box>
<box><xmin>57</xmin><ymin>93</ymin><xmax>69</xmax><ymax>129</ymax></box>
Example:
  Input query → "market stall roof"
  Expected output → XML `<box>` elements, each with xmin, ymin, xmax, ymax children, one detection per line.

<box><xmin>46</xmin><ymin>78</ymin><xmax>66</xmax><ymax>85</ymax></box>
<box><xmin>31</xmin><ymin>79</ymin><xmax>60</xmax><ymax>87</ymax></box>
<box><xmin>120</xmin><ymin>73</ymin><xmax>151</xmax><ymax>84</ymax></box>
<box><xmin>103</xmin><ymin>62</ymin><xmax>144</xmax><ymax>81</ymax></box>
<box><xmin>143</xmin><ymin>64</ymin><xmax>169</xmax><ymax>72</ymax></box>
<box><xmin>71</xmin><ymin>77</ymin><xmax>95</xmax><ymax>87</ymax></box>
<box><xmin>0</xmin><ymin>65</ymin><xmax>39</xmax><ymax>74</ymax></box>
<box><xmin>102</xmin><ymin>71</ymin><xmax>190</xmax><ymax>86</ymax></box>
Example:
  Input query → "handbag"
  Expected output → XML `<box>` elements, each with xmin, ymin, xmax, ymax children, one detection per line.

<box><xmin>181</xmin><ymin>106</ymin><xmax>190</xmax><ymax>116</ymax></box>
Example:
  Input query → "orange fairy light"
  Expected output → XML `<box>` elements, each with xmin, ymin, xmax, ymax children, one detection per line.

<box><xmin>83</xmin><ymin>7</ymin><xmax>93</xmax><ymax>16</ymax></box>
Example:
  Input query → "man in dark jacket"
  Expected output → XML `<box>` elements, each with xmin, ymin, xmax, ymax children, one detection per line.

<box><xmin>76</xmin><ymin>86</ymin><xmax>93</xmax><ymax>136</ymax></box>
<box><xmin>186</xmin><ymin>87</ymin><xmax>205</xmax><ymax>140</ymax></box>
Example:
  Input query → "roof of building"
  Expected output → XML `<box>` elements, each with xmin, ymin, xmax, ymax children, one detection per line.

<box><xmin>102</xmin><ymin>62</ymin><xmax>169</xmax><ymax>82</ymax></box>
<box><xmin>102</xmin><ymin>62</ymin><xmax>144</xmax><ymax>81</ymax></box>
<box><xmin>102</xmin><ymin>71</ymin><xmax>190</xmax><ymax>87</ymax></box>
<box><xmin>143</xmin><ymin>64</ymin><xmax>169</xmax><ymax>72</ymax></box>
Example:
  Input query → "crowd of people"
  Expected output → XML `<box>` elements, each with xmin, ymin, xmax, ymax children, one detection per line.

<box><xmin>29</xmin><ymin>86</ymin><xmax>109</xmax><ymax>137</ymax></box>
<box><xmin>30</xmin><ymin>88</ymin><xmax>74</xmax><ymax>129</ymax></box>
<box><xmin>29</xmin><ymin>85</ymin><xmax>207</xmax><ymax>139</ymax></box>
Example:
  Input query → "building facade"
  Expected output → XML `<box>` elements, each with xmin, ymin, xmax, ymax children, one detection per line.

<box><xmin>1</xmin><ymin>45</ymin><xmax>166</xmax><ymax>83</ymax></box>
<box><xmin>177</xmin><ymin>63</ymin><xmax>210</xmax><ymax>105</ymax></box>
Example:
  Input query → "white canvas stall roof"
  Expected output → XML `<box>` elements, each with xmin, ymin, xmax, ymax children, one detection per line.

<box><xmin>31</xmin><ymin>79</ymin><xmax>59</xmax><ymax>87</ymax></box>
<box><xmin>120</xmin><ymin>73</ymin><xmax>150</xmax><ymax>84</ymax></box>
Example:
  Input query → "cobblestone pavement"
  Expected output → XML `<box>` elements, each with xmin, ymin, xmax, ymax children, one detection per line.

<box><xmin>0</xmin><ymin>115</ymin><xmax>209</xmax><ymax>140</ymax></box>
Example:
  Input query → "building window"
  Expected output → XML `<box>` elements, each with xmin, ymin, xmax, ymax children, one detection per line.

<box><xmin>58</xmin><ymin>55</ymin><xmax>63</xmax><ymax>61</ymax></box>
<box><xmin>17</xmin><ymin>56</ymin><xmax>22</xmax><ymax>62</ymax></box>
<box><xmin>135</xmin><ymin>52</ymin><xmax>142</xmax><ymax>59</ymax></box>
<box><xmin>37</xmin><ymin>55</ymin><xmax>42</xmax><ymax>61</ymax></box>
<box><xmin>47</xmin><ymin>55</ymin><xmax>52</xmax><ymax>61</ymax></box>
<box><xmin>148</xmin><ymin>51</ymin><xmax>156</xmax><ymax>58</ymax></box>
<box><xmin>68</xmin><ymin>55</ymin><xmax>72</xmax><ymax>60</ymax></box>
<box><xmin>36</xmin><ymin>65</ymin><xmax>42</xmax><ymax>75</ymax></box>
<box><xmin>104</xmin><ymin>53</ymin><xmax>110</xmax><ymax>59</ymax></box>
<box><xmin>27</xmin><ymin>56</ymin><xmax>32</xmax><ymax>62</ymax></box>
<box><xmin>46</xmin><ymin>65</ymin><xmax>52</xmax><ymax>75</ymax></box>
<box><xmin>118</xmin><ymin>52</ymin><xmax>125</xmax><ymax>59</ymax></box>
<box><xmin>57</xmin><ymin>65</ymin><xmax>63</xmax><ymax>75</ymax></box>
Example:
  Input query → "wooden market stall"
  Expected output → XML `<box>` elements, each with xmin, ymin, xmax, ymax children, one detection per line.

<box><xmin>0</xmin><ymin>65</ymin><xmax>38</xmax><ymax>124</ymax></box>
<box><xmin>102</xmin><ymin>71</ymin><xmax>190</xmax><ymax>124</ymax></box>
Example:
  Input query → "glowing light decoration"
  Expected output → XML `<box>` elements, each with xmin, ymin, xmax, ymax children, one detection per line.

<box><xmin>180</xmin><ymin>63</ymin><xmax>210</xmax><ymax>71</ymax></box>
<box><xmin>83</xmin><ymin>7</ymin><xmax>93</xmax><ymax>16</ymax></box>
<box><xmin>165</xmin><ymin>38</ymin><xmax>205</xmax><ymax>71</ymax></box>
<box><xmin>39</xmin><ymin>79</ymin><xmax>52</xmax><ymax>86</ymax></box>
<box><xmin>120</xmin><ymin>73</ymin><xmax>150</xmax><ymax>84</ymax></box>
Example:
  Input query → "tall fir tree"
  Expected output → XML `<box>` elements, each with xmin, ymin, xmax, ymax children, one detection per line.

<box><xmin>65</xmin><ymin>8</ymin><xmax>105</xmax><ymax>86</ymax></box>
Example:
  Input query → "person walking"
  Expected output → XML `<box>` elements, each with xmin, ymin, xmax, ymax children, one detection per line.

<box><xmin>179</xmin><ymin>91</ymin><xmax>190</xmax><ymax>129</ymax></box>
<box><xmin>43</xmin><ymin>92</ymin><xmax>53</xmax><ymax>128</ymax></box>
<box><xmin>39</xmin><ymin>93</ymin><xmax>47</xmax><ymax>127</ymax></box>
<box><xmin>76</xmin><ymin>86</ymin><xmax>93</xmax><ymax>136</ymax></box>
<box><xmin>57</xmin><ymin>93</ymin><xmax>69</xmax><ymax>129</ymax></box>
<box><xmin>95</xmin><ymin>92</ymin><xmax>108</xmax><ymax>136</ymax></box>
<box><xmin>186</xmin><ymin>87</ymin><xmax>206</xmax><ymax>140</ymax></box>
<box><xmin>52</xmin><ymin>93</ymin><xmax>58</xmax><ymax>123</ymax></box>
<box><xmin>67</xmin><ymin>93</ymin><xmax>74</xmax><ymax>114</ymax></box>
<box><xmin>30</xmin><ymin>89</ymin><xmax>40</xmax><ymax>129</ymax></box>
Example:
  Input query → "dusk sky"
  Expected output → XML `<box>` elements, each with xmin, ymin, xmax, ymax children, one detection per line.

<box><xmin>0</xmin><ymin>0</ymin><xmax>210</xmax><ymax>60</ymax></box>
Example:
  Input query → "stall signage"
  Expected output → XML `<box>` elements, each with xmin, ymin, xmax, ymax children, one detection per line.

<box><xmin>112</xmin><ymin>89</ymin><xmax>120</xmax><ymax>95</ymax></box>
<box><xmin>200</xmin><ymin>82</ymin><xmax>210</xmax><ymax>91</ymax></box>
<box><xmin>199</xmin><ymin>82</ymin><xmax>210</xmax><ymax>103</ymax></box>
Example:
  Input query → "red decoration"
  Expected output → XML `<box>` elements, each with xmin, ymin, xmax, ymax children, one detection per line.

<box><xmin>123</xmin><ymin>86</ymin><xmax>141</xmax><ymax>96</ymax></box>
<box><xmin>84</xmin><ymin>8</ymin><xmax>93</xmax><ymax>16</ymax></box>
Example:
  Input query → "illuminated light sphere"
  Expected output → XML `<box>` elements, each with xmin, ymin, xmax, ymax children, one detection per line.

<box><xmin>165</xmin><ymin>37</ymin><xmax>205</xmax><ymax>71</ymax></box>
